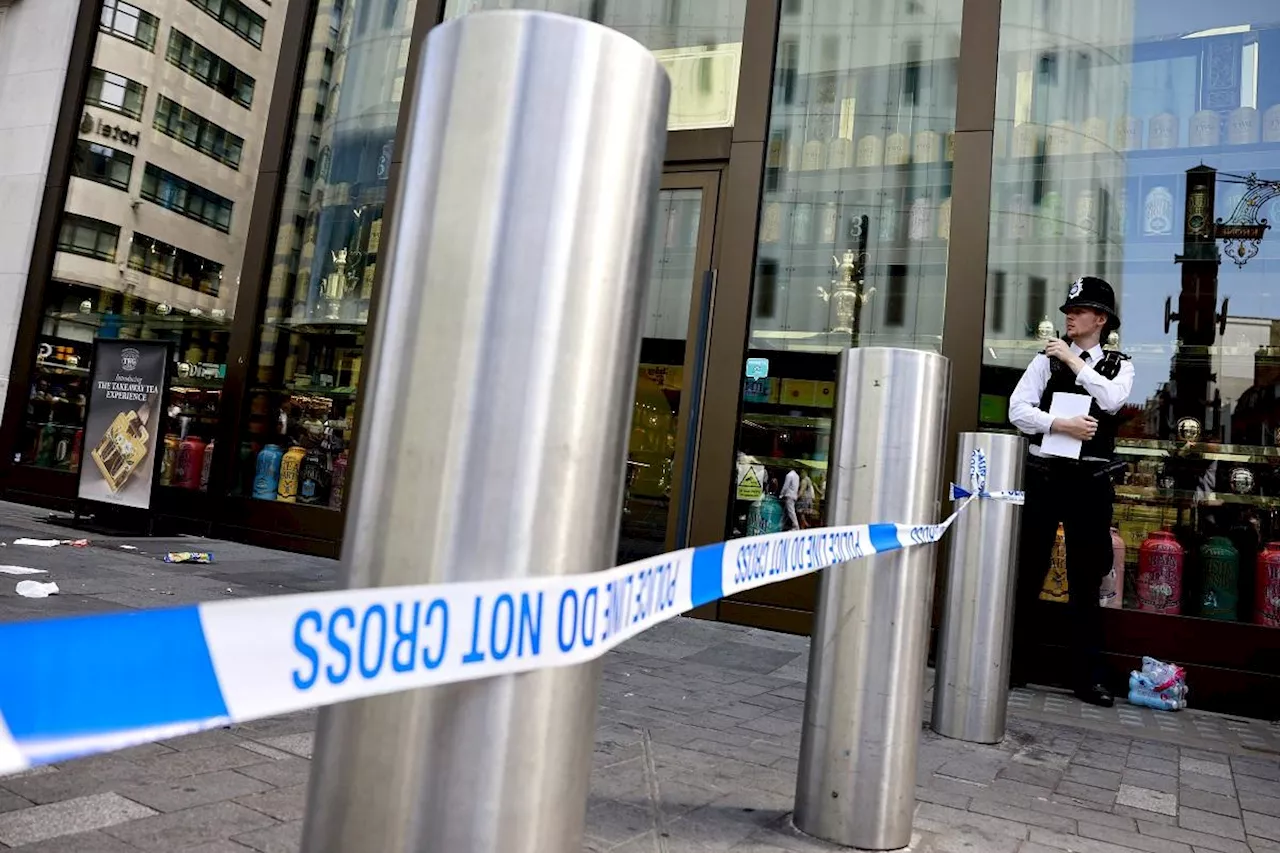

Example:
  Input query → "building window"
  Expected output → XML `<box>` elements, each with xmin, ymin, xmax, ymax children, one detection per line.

<box><xmin>100</xmin><ymin>0</ymin><xmax>158</xmax><ymax>50</ymax></box>
<box><xmin>128</xmin><ymin>232</ymin><xmax>223</xmax><ymax>295</ymax></box>
<box><xmin>153</xmin><ymin>95</ymin><xmax>244</xmax><ymax>169</ymax></box>
<box><xmin>85</xmin><ymin>68</ymin><xmax>147</xmax><ymax>120</ymax></box>
<box><xmin>57</xmin><ymin>214</ymin><xmax>120</xmax><ymax>262</ymax></box>
<box><xmin>141</xmin><ymin>163</ymin><xmax>233</xmax><ymax>232</ymax></box>
<box><xmin>166</xmin><ymin>29</ymin><xmax>256</xmax><ymax>108</ymax></box>
<box><xmin>186</xmin><ymin>0</ymin><xmax>264</xmax><ymax>48</ymax></box>
<box><xmin>71</xmin><ymin>140</ymin><xmax>134</xmax><ymax>191</ymax></box>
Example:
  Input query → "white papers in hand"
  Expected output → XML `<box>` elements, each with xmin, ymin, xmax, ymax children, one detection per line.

<box><xmin>1041</xmin><ymin>392</ymin><xmax>1093</xmax><ymax>460</ymax></box>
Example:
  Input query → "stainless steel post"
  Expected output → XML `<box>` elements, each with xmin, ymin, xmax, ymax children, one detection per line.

<box><xmin>931</xmin><ymin>432</ymin><xmax>1026</xmax><ymax>744</ymax></box>
<box><xmin>794</xmin><ymin>348</ymin><xmax>951</xmax><ymax>852</ymax></box>
<box><xmin>300</xmin><ymin>11</ymin><xmax>669</xmax><ymax>853</ymax></box>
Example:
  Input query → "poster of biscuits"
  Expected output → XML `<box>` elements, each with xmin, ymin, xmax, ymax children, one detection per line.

<box><xmin>76</xmin><ymin>339</ymin><xmax>169</xmax><ymax>509</ymax></box>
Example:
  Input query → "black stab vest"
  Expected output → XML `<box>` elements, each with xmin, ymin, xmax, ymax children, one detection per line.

<box><xmin>1030</xmin><ymin>349</ymin><xmax>1129</xmax><ymax>460</ymax></box>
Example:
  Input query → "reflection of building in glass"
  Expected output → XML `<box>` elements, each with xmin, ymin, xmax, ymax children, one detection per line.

<box><xmin>984</xmin><ymin>0</ymin><xmax>1135</xmax><ymax>365</ymax></box>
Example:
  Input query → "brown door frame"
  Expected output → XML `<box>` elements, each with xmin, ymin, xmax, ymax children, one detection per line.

<box><xmin>655</xmin><ymin>168</ymin><xmax>723</xmax><ymax>555</ymax></box>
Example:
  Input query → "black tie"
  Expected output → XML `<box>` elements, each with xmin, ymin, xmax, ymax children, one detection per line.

<box><xmin>1081</xmin><ymin>352</ymin><xmax>1091</xmax><ymax>363</ymax></box>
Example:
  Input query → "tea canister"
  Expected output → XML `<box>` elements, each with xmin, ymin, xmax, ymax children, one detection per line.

<box><xmin>1200</xmin><ymin>536</ymin><xmax>1239</xmax><ymax>621</ymax></box>
<box><xmin>1137</xmin><ymin>530</ymin><xmax>1184</xmax><ymax>614</ymax></box>
<box><xmin>1256</xmin><ymin>542</ymin><xmax>1280</xmax><ymax>627</ymax></box>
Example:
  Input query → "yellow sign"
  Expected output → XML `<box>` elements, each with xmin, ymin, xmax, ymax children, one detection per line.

<box><xmin>737</xmin><ymin>465</ymin><xmax>764</xmax><ymax>501</ymax></box>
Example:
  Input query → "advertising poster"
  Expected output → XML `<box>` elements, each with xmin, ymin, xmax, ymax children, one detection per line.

<box><xmin>77</xmin><ymin>340</ymin><xmax>169</xmax><ymax>509</ymax></box>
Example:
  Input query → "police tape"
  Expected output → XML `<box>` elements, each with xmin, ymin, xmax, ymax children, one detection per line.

<box><xmin>0</xmin><ymin>451</ymin><xmax>1021</xmax><ymax>775</ymax></box>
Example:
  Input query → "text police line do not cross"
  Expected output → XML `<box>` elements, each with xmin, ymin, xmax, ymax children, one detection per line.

<box><xmin>0</xmin><ymin>454</ymin><xmax>1016</xmax><ymax>775</ymax></box>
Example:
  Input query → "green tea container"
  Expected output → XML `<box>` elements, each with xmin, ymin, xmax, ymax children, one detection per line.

<box><xmin>1200</xmin><ymin>535</ymin><xmax>1239</xmax><ymax>620</ymax></box>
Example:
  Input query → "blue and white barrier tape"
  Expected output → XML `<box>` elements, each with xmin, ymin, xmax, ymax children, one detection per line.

<box><xmin>0</xmin><ymin>452</ymin><xmax>1019</xmax><ymax>775</ymax></box>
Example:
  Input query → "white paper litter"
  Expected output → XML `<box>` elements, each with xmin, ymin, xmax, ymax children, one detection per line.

<box><xmin>15</xmin><ymin>580</ymin><xmax>59</xmax><ymax>598</ymax></box>
<box><xmin>0</xmin><ymin>566</ymin><xmax>46</xmax><ymax>575</ymax></box>
<box><xmin>13</xmin><ymin>538</ymin><xmax>60</xmax><ymax>547</ymax></box>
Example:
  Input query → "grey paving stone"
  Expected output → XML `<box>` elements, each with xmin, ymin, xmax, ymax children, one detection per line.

<box><xmin>1123</xmin><ymin>768</ymin><xmax>1181</xmax><ymax>794</ymax></box>
<box><xmin>1231</xmin><ymin>755</ymin><xmax>1280</xmax><ymax>782</ymax></box>
<box><xmin>1063</xmin><ymin>765</ymin><xmax>1122</xmax><ymax>791</ymax></box>
<box><xmin>1178</xmin><ymin>806</ymin><xmax>1246</xmax><ymax>840</ymax></box>
<box><xmin>999</xmin><ymin>762</ymin><xmax>1064</xmax><ymax>790</ymax></box>
<box><xmin>1235</xmin><ymin>771</ymin><xmax>1276</xmax><ymax>796</ymax></box>
<box><xmin>682</xmin><ymin>642</ymin><xmax>801</xmax><ymax>675</ymax></box>
<box><xmin>159</xmin><ymin>729</ymin><xmax>247</xmax><ymax>752</ymax></box>
<box><xmin>1072</xmin><ymin>751</ymin><xmax>1128</xmax><ymax>773</ymax></box>
<box><xmin>1074</xmin><ymin>821</ymin><xmax>1193</xmax><ymax>853</ymax></box>
<box><xmin>1181</xmin><ymin>757</ymin><xmax>1232</xmax><ymax>779</ymax></box>
<box><xmin>234</xmin><ymin>760</ymin><xmax>312</xmax><ymax>789</ymax></box>
<box><xmin>1126</xmin><ymin>754</ymin><xmax>1179</xmax><ymax>776</ymax></box>
<box><xmin>178</xmin><ymin>843</ymin><xmax>257</xmax><ymax>853</ymax></box>
<box><xmin>1177</xmin><ymin>786</ymin><xmax>1240</xmax><ymax>818</ymax></box>
<box><xmin>0</xmin><ymin>792</ymin><xmax>156</xmax><ymax>846</ymax></box>
<box><xmin>2</xmin><ymin>828</ymin><xmax>142</xmax><ymax>853</ymax></box>
<box><xmin>966</xmin><ymin>799</ymin><xmax>1076</xmax><ymax>833</ymax></box>
<box><xmin>1246</xmin><ymin>809</ymin><xmax>1280</xmax><ymax>842</ymax></box>
<box><xmin>103</xmin><ymin>801</ymin><xmax>279</xmax><ymax>851</ymax></box>
<box><xmin>132</xmin><ymin>745</ymin><xmax>269</xmax><ymax>780</ymax></box>
<box><xmin>1115</xmin><ymin>804</ymin><xmax>1177</xmax><ymax>825</ymax></box>
<box><xmin>916</xmin><ymin>785</ymin><xmax>972</xmax><ymax>811</ymax></box>
<box><xmin>1129</xmin><ymin>741</ymin><xmax>1180</xmax><ymax>762</ymax></box>
<box><xmin>585</xmin><ymin>796</ymin><xmax>656</xmax><ymax>844</ymax></box>
<box><xmin>0</xmin><ymin>789</ymin><xmax>33</xmax><ymax>814</ymax></box>
<box><xmin>980</xmin><ymin>777</ymin><xmax>1055</xmax><ymax>806</ymax></box>
<box><xmin>233</xmin><ymin>819</ymin><xmax>302</xmax><ymax>853</ymax></box>
<box><xmin>1180</xmin><ymin>771</ymin><xmax>1237</xmax><ymax>796</ymax></box>
<box><xmin>914</xmin><ymin>802</ymin><xmax>1031</xmax><ymax>840</ymax></box>
<box><xmin>1240</xmin><ymin>791</ymin><xmax>1280</xmax><ymax>818</ymax></box>
<box><xmin>1028</xmin><ymin>827</ymin><xmax>1167</xmax><ymax>853</ymax></box>
<box><xmin>257</xmin><ymin>735</ymin><xmax>313</xmax><ymax>760</ymax></box>
<box><xmin>1135</xmin><ymin>818</ymin><xmax>1253</xmax><ymax>853</ymax></box>
<box><xmin>1030</xmin><ymin>799</ymin><xmax>1137</xmax><ymax>832</ymax></box>
<box><xmin>1116</xmin><ymin>784</ymin><xmax>1177</xmax><ymax>816</ymax></box>
<box><xmin>936</xmin><ymin>755</ymin><xmax>1005</xmax><ymax>785</ymax></box>
<box><xmin>1054</xmin><ymin>781</ymin><xmax>1117</xmax><ymax>806</ymax></box>
<box><xmin>0</xmin><ymin>758</ymin><xmax>145</xmax><ymax>805</ymax></box>
<box><xmin>118</xmin><ymin>770</ymin><xmax>273</xmax><ymax>813</ymax></box>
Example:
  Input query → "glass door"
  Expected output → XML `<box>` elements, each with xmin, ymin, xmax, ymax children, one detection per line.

<box><xmin>618</xmin><ymin>170</ymin><xmax>721</xmax><ymax>564</ymax></box>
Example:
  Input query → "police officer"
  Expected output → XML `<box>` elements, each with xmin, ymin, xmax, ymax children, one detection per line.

<box><xmin>1009</xmin><ymin>276</ymin><xmax>1135</xmax><ymax>707</ymax></box>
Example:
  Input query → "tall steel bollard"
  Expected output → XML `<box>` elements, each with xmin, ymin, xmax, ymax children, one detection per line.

<box><xmin>795</xmin><ymin>348</ymin><xmax>951</xmax><ymax>851</ymax></box>
<box><xmin>300</xmin><ymin>12</ymin><xmax>669</xmax><ymax>853</ymax></box>
<box><xmin>932</xmin><ymin>433</ymin><xmax>1026</xmax><ymax>744</ymax></box>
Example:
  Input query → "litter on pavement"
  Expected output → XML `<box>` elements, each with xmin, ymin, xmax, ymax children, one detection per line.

<box><xmin>164</xmin><ymin>551</ymin><xmax>214</xmax><ymax>564</ymax></box>
<box><xmin>13</xmin><ymin>539</ymin><xmax>60</xmax><ymax>547</ymax></box>
<box><xmin>0</xmin><ymin>566</ymin><xmax>46</xmax><ymax>575</ymax></box>
<box><xmin>15</xmin><ymin>580</ymin><xmax>59</xmax><ymax>598</ymax></box>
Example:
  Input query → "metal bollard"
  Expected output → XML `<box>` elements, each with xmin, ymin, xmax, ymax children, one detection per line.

<box><xmin>300</xmin><ymin>11</ymin><xmax>669</xmax><ymax>853</ymax></box>
<box><xmin>932</xmin><ymin>432</ymin><xmax>1026</xmax><ymax>744</ymax></box>
<box><xmin>795</xmin><ymin>348</ymin><xmax>952</xmax><ymax>851</ymax></box>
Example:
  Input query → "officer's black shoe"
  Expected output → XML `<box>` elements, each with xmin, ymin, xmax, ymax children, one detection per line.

<box><xmin>1074</xmin><ymin>683</ymin><xmax>1115</xmax><ymax>708</ymax></box>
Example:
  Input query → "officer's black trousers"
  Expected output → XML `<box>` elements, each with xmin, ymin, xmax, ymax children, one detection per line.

<box><xmin>1013</xmin><ymin>457</ymin><xmax>1115</xmax><ymax>689</ymax></box>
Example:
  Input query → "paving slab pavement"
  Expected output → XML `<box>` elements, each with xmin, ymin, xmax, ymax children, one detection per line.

<box><xmin>1</xmin><ymin>501</ymin><xmax>1278</xmax><ymax>851</ymax></box>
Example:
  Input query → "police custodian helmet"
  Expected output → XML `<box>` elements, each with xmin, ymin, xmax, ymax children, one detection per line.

<box><xmin>1060</xmin><ymin>276</ymin><xmax>1120</xmax><ymax>330</ymax></box>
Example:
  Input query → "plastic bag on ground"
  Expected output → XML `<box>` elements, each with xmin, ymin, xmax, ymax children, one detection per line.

<box><xmin>15</xmin><ymin>580</ymin><xmax>59</xmax><ymax>598</ymax></box>
<box><xmin>1128</xmin><ymin>656</ymin><xmax>1188</xmax><ymax>711</ymax></box>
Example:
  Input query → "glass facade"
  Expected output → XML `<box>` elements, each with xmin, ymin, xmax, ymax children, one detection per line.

<box><xmin>442</xmin><ymin>0</ymin><xmax>748</xmax><ymax>130</ymax></box>
<box><xmin>729</xmin><ymin>0</ymin><xmax>962</xmax><ymax>541</ymax></box>
<box><xmin>237</xmin><ymin>0</ymin><xmax>416</xmax><ymax>510</ymax></box>
<box><xmin>16</xmin><ymin>0</ymin><xmax>276</xmax><ymax>487</ymax></box>
<box><xmin>980</xmin><ymin>0</ymin><xmax>1280</xmax><ymax>631</ymax></box>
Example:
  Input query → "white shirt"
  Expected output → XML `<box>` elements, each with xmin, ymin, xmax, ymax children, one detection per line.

<box><xmin>1008</xmin><ymin>342</ymin><xmax>1135</xmax><ymax>456</ymax></box>
<box><xmin>780</xmin><ymin>469</ymin><xmax>800</xmax><ymax>500</ymax></box>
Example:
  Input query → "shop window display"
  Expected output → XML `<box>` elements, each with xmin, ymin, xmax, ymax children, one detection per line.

<box><xmin>729</xmin><ymin>0</ymin><xmax>962</xmax><ymax>540</ymax></box>
<box><xmin>19</xmin><ymin>282</ymin><xmax>232</xmax><ymax>490</ymax></box>
<box><xmin>979</xmin><ymin>0</ymin><xmax>1280</xmax><ymax>629</ymax></box>
<box><xmin>238</xmin><ymin>0</ymin><xmax>416</xmax><ymax>511</ymax></box>
<box><xmin>442</xmin><ymin>0</ymin><xmax>748</xmax><ymax>132</ymax></box>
